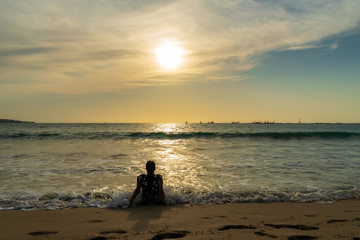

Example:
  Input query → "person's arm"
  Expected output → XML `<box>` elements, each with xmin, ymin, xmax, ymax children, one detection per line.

<box><xmin>130</xmin><ymin>183</ymin><xmax>141</xmax><ymax>206</ymax></box>
<box><xmin>158</xmin><ymin>179</ymin><xmax>166</xmax><ymax>206</ymax></box>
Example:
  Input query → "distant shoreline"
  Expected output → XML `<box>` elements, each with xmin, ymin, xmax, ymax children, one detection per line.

<box><xmin>0</xmin><ymin>119</ymin><xmax>35</xmax><ymax>123</ymax></box>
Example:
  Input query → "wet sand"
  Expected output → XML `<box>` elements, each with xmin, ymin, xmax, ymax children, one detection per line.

<box><xmin>1</xmin><ymin>200</ymin><xmax>359</xmax><ymax>240</ymax></box>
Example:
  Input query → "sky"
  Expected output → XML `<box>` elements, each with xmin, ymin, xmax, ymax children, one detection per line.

<box><xmin>1</xmin><ymin>0</ymin><xmax>360</xmax><ymax>123</ymax></box>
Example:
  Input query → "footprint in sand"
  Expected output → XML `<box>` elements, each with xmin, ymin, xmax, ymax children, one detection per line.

<box><xmin>202</xmin><ymin>215</ymin><xmax>228</xmax><ymax>220</ymax></box>
<box><xmin>218</xmin><ymin>225</ymin><xmax>256</xmax><ymax>231</ymax></box>
<box><xmin>288</xmin><ymin>236</ymin><xmax>318</xmax><ymax>240</ymax></box>
<box><xmin>264</xmin><ymin>224</ymin><xmax>319</xmax><ymax>230</ymax></box>
<box><xmin>326</xmin><ymin>219</ymin><xmax>348</xmax><ymax>223</ymax></box>
<box><xmin>28</xmin><ymin>231</ymin><xmax>58</xmax><ymax>236</ymax></box>
<box><xmin>88</xmin><ymin>219</ymin><xmax>105</xmax><ymax>223</ymax></box>
<box><xmin>100</xmin><ymin>229</ymin><xmax>126</xmax><ymax>234</ymax></box>
<box><xmin>254</xmin><ymin>231</ymin><xmax>277</xmax><ymax>238</ymax></box>
<box><xmin>151</xmin><ymin>230</ymin><xmax>190</xmax><ymax>240</ymax></box>
<box><xmin>89</xmin><ymin>237</ymin><xmax>108</xmax><ymax>240</ymax></box>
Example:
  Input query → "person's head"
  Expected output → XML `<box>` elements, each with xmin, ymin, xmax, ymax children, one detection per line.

<box><xmin>146</xmin><ymin>161</ymin><xmax>156</xmax><ymax>175</ymax></box>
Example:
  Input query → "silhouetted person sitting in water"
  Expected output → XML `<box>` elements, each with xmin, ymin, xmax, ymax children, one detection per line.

<box><xmin>130</xmin><ymin>161</ymin><xmax>166</xmax><ymax>206</ymax></box>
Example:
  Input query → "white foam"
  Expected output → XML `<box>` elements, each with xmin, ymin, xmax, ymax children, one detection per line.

<box><xmin>0</xmin><ymin>186</ymin><xmax>359</xmax><ymax>211</ymax></box>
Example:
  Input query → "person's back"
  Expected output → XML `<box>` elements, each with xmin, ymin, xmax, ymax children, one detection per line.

<box><xmin>129</xmin><ymin>161</ymin><xmax>166</xmax><ymax>206</ymax></box>
<box><xmin>137</xmin><ymin>173</ymin><xmax>162</xmax><ymax>205</ymax></box>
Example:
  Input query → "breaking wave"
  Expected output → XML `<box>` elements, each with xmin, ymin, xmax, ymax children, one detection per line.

<box><xmin>1</xmin><ymin>187</ymin><xmax>359</xmax><ymax>211</ymax></box>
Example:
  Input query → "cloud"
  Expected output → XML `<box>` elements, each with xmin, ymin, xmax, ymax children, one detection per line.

<box><xmin>0</xmin><ymin>0</ymin><xmax>360</xmax><ymax>95</ymax></box>
<box><xmin>0</xmin><ymin>47</ymin><xmax>57</xmax><ymax>57</ymax></box>
<box><xmin>330</xmin><ymin>43</ymin><xmax>338</xmax><ymax>50</ymax></box>
<box><xmin>87</xmin><ymin>50</ymin><xmax>142</xmax><ymax>60</ymax></box>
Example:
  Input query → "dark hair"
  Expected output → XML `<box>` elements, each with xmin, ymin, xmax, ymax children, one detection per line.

<box><xmin>146</xmin><ymin>161</ymin><xmax>156</xmax><ymax>175</ymax></box>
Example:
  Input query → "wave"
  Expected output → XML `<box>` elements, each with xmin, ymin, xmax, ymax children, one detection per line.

<box><xmin>127</xmin><ymin>131</ymin><xmax>360</xmax><ymax>139</ymax></box>
<box><xmin>1</xmin><ymin>187</ymin><xmax>359</xmax><ymax>211</ymax></box>
<box><xmin>1</xmin><ymin>131</ymin><xmax>360</xmax><ymax>140</ymax></box>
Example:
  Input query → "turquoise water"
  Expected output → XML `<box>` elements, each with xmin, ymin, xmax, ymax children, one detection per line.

<box><xmin>0</xmin><ymin>123</ymin><xmax>359</xmax><ymax>210</ymax></box>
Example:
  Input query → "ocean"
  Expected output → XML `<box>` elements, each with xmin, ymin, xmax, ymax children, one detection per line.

<box><xmin>0</xmin><ymin>123</ymin><xmax>359</xmax><ymax>210</ymax></box>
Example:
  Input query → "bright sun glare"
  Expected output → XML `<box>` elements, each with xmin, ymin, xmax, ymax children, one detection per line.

<box><xmin>155</xmin><ymin>41</ymin><xmax>184</xmax><ymax>70</ymax></box>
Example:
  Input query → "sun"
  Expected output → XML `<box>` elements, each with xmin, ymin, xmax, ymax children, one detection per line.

<box><xmin>155</xmin><ymin>41</ymin><xmax>184</xmax><ymax>70</ymax></box>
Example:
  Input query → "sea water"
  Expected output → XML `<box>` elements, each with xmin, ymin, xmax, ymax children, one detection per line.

<box><xmin>0</xmin><ymin>123</ymin><xmax>359</xmax><ymax>210</ymax></box>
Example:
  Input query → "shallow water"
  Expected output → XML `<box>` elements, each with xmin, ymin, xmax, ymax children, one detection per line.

<box><xmin>0</xmin><ymin>123</ymin><xmax>359</xmax><ymax>210</ymax></box>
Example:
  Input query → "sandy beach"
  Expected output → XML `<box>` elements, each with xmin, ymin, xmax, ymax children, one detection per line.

<box><xmin>1</xmin><ymin>200</ymin><xmax>359</xmax><ymax>240</ymax></box>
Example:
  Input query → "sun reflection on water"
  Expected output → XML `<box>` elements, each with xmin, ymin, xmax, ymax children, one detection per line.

<box><xmin>137</xmin><ymin>123</ymin><xmax>220</xmax><ymax>195</ymax></box>
<box><xmin>153</xmin><ymin>124</ymin><xmax>188</xmax><ymax>176</ymax></box>
<box><xmin>155</xmin><ymin>139</ymin><xmax>184</xmax><ymax>170</ymax></box>
<box><xmin>153</xmin><ymin>123</ymin><xmax>182</xmax><ymax>133</ymax></box>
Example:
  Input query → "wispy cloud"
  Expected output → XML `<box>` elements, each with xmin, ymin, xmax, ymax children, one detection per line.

<box><xmin>1</xmin><ymin>0</ymin><xmax>359</xmax><ymax>95</ymax></box>
<box><xmin>330</xmin><ymin>43</ymin><xmax>338</xmax><ymax>50</ymax></box>
<box><xmin>0</xmin><ymin>47</ymin><xmax>57</xmax><ymax>57</ymax></box>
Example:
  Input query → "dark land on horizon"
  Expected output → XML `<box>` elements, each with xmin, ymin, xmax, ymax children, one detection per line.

<box><xmin>0</xmin><ymin>119</ymin><xmax>35</xmax><ymax>123</ymax></box>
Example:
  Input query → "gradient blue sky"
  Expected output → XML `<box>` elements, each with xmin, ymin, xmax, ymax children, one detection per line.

<box><xmin>1</xmin><ymin>0</ymin><xmax>360</xmax><ymax>123</ymax></box>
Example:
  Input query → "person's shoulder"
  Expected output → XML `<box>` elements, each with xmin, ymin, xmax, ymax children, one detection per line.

<box><xmin>155</xmin><ymin>174</ymin><xmax>163</xmax><ymax>180</ymax></box>
<box><xmin>137</xmin><ymin>174</ymin><xmax>146</xmax><ymax>181</ymax></box>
